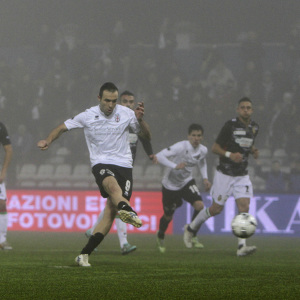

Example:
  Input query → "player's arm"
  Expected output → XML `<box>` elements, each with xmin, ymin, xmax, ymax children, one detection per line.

<box><xmin>212</xmin><ymin>142</ymin><xmax>243</xmax><ymax>163</ymax></box>
<box><xmin>135</xmin><ymin>102</ymin><xmax>151</xmax><ymax>141</ymax></box>
<box><xmin>0</xmin><ymin>144</ymin><xmax>12</xmax><ymax>183</ymax></box>
<box><xmin>198</xmin><ymin>158</ymin><xmax>211</xmax><ymax>191</ymax></box>
<box><xmin>251</xmin><ymin>146</ymin><xmax>259</xmax><ymax>159</ymax></box>
<box><xmin>138</xmin><ymin>119</ymin><xmax>151</xmax><ymax>141</ymax></box>
<box><xmin>138</xmin><ymin>136</ymin><xmax>158</xmax><ymax>163</ymax></box>
<box><xmin>156</xmin><ymin>143</ymin><xmax>186</xmax><ymax>170</ymax></box>
<box><xmin>37</xmin><ymin>123</ymin><xmax>68</xmax><ymax>150</ymax></box>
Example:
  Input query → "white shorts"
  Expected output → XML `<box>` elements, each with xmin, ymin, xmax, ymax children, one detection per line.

<box><xmin>0</xmin><ymin>182</ymin><xmax>7</xmax><ymax>200</ymax></box>
<box><xmin>210</xmin><ymin>170</ymin><xmax>253</xmax><ymax>206</ymax></box>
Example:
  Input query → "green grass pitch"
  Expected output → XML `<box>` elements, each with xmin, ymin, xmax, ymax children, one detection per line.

<box><xmin>1</xmin><ymin>232</ymin><xmax>300</xmax><ymax>299</ymax></box>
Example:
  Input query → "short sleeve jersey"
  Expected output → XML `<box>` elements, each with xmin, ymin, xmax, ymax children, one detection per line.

<box><xmin>64</xmin><ymin>104</ymin><xmax>140</xmax><ymax>168</ymax></box>
<box><xmin>215</xmin><ymin>117</ymin><xmax>259</xmax><ymax>176</ymax></box>
<box><xmin>0</xmin><ymin>122</ymin><xmax>11</xmax><ymax>147</ymax></box>
<box><xmin>157</xmin><ymin>140</ymin><xmax>208</xmax><ymax>190</ymax></box>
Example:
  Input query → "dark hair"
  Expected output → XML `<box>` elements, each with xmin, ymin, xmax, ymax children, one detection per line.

<box><xmin>188</xmin><ymin>123</ymin><xmax>204</xmax><ymax>134</ymax></box>
<box><xmin>99</xmin><ymin>82</ymin><xmax>118</xmax><ymax>98</ymax></box>
<box><xmin>238</xmin><ymin>97</ymin><xmax>252</xmax><ymax>105</ymax></box>
<box><xmin>120</xmin><ymin>90</ymin><xmax>134</xmax><ymax>98</ymax></box>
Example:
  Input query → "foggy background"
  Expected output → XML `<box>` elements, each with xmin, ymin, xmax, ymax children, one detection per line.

<box><xmin>1</xmin><ymin>0</ymin><xmax>300</xmax><ymax>193</ymax></box>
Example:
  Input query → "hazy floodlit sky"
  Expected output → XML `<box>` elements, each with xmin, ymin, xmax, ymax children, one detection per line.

<box><xmin>1</xmin><ymin>0</ymin><xmax>300</xmax><ymax>46</ymax></box>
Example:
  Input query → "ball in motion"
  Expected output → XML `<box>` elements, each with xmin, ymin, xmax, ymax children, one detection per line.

<box><xmin>231</xmin><ymin>213</ymin><xmax>257</xmax><ymax>238</ymax></box>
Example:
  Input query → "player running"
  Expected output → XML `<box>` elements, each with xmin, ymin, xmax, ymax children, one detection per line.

<box><xmin>155</xmin><ymin>124</ymin><xmax>211</xmax><ymax>253</ymax></box>
<box><xmin>184</xmin><ymin>97</ymin><xmax>259</xmax><ymax>257</ymax></box>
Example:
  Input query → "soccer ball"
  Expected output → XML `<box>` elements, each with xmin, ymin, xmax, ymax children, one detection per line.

<box><xmin>231</xmin><ymin>213</ymin><xmax>257</xmax><ymax>238</ymax></box>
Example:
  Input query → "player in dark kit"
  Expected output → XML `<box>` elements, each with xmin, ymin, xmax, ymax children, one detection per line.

<box><xmin>184</xmin><ymin>97</ymin><xmax>259</xmax><ymax>257</ymax></box>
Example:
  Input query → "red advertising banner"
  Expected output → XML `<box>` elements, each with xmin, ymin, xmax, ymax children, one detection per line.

<box><xmin>6</xmin><ymin>190</ymin><xmax>172</xmax><ymax>234</ymax></box>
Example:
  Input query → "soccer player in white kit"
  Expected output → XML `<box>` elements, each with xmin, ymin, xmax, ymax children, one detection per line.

<box><xmin>37</xmin><ymin>82</ymin><xmax>151</xmax><ymax>266</ymax></box>
<box><xmin>155</xmin><ymin>124</ymin><xmax>211</xmax><ymax>253</ymax></box>
<box><xmin>183</xmin><ymin>97</ymin><xmax>259</xmax><ymax>257</ymax></box>
<box><xmin>0</xmin><ymin>122</ymin><xmax>13</xmax><ymax>250</ymax></box>
<box><xmin>85</xmin><ymin>90</ymin><xmax>157</xmax><ymax>255</ymax></box>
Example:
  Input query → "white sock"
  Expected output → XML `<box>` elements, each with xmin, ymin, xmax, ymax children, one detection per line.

<box><xmin>115</xmin><ymin>217</ymin><xmax>128</xmax><ymax>248</ymax></box>
<box><xmin>90</xmin><ymin>210</ymin><xmax>104</xmax><ymax>233</ymax></box>
<box><xmin>0</xmin><ymin>213</ymin><xmax>8</xmax><ymax>244</ymax></box>
<box><xmin>238</xmin><ymin>238</ymin><xmax>246</xmax><ymax>248</ymax></box>
<box><xmin>190</xmin><ymin>207</ymin><xmax>211</xmax><ymax>232</ymax></box>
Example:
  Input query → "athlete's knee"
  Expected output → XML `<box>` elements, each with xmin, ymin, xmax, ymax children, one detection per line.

<box><xmin>192</xmin><ymin>200</ymin><xmax>204</xmax><ymax>211</ymax></box>
<box><xmin>163</xmin><ymin>213</ymin><xmax>173</xmax><ymax>222</ymax></box>
<box><xmin>209</xmin><ymin>202</ymin><xmax>223</xmax><ymax>216</ymax></box>
<box><xmin>0</xmin><ymin>199</ymin><xmax>6</xmax><ymax>212</ymax></box>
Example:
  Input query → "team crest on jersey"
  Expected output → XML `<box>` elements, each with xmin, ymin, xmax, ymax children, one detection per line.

<box><xmin>115</xmin><ymin>113</ymin><xmax>120</xmax><ymax>122</ymax></box>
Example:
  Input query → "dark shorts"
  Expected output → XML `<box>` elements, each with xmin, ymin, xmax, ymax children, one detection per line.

<box><xmin>92</xmin><ymin>164</ymin><xmax>133</xmax><ymax>201</ymax></box>
<box><xmin>162</xmin><ymin>179</ymin><xmax>202</xmax><ymax>216</ymax></box>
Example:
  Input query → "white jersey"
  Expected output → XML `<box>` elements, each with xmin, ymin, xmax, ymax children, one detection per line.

<box><xmin>64</xmin><ymin>104</ymin><xmax>140</xmax><ymax>168</ymax></box>
<box><xmin>156</xmin><ymin>140</ymin><xmax>208</xmax><ymax>190</ymax></box>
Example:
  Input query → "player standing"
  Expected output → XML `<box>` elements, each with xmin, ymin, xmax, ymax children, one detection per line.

<box><xmin>184</xmin><ymin>97</ymin><xmax>259</xmax><ymax>256</ymax></box>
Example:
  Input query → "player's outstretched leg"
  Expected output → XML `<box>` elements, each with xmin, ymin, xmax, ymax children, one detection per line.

<box><xmin>118</xmin><ymin>201</ymin><xmax>142</xmax><ymax>228</ymax></box>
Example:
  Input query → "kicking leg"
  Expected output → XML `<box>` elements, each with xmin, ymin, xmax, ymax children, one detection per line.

<box><xmin>103</xmin><ymin>176</ymin><xmax>142</xmax><ymax>228</ymax></box>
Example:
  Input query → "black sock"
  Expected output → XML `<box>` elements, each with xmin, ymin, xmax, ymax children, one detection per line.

<box><xmin>81</xmin><ymin>232</ymin><xmax>104</xmax><ymax>255</ymax></box>
<box><xmin>191</xmin><ymin>210</ymin><xmax>200</xmax><ymax>237</ymax></box>
<box><xmin>187</xmin><ymin>225</ymin><xmax>197</xmax><ymax>235</ymax></box>
<box><xmin>117</xmin><ymin>201</ymin><xmax>136</xmax><ymax>213</ymax></box>
<box><xmin>158</xmin><ymin>216</ymin><xmax>171</xmax><ymax>239</ymax></box>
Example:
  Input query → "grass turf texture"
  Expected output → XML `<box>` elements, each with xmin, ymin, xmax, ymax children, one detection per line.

<box><xmin>1</xmin><ymin>232</ymin><xmax>300</xmax><ymax>299</ymax></box>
